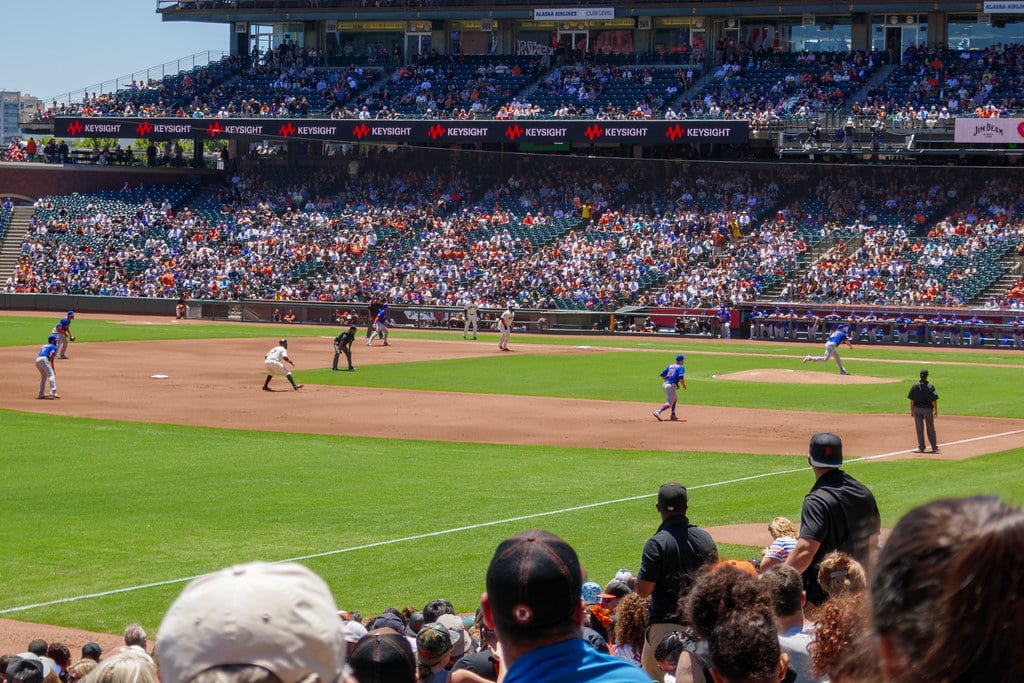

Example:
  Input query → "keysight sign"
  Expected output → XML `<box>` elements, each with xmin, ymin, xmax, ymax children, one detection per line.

<box><xmin>54</xmin><ymin>117</ymin><xmax>749</xmax><ymax>145</ymax></box>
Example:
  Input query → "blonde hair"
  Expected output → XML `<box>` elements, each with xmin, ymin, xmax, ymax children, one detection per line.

<box><xmin>768</xmin><ymin>517</ymin><xmax>797</xmax><ymax>540</ymax></box>
<box><xmin>82</xmin><ymin>649</ymin><xmax>156</xmax><ymax>683</ymax></box>
<box><xmin>817</xmin><ymin>551</ymin><xmax>867</xmax><ymax>597</ymax></box>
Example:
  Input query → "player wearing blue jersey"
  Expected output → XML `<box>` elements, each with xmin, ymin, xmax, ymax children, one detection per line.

<box><xmin>53</xmin><ymin>310</ymin><xmax>75</xmax><ymax>359</ymax></box>
<box><xmin>35</xmin><ymin>335</ymin><xmax>59</xmax><ymax>399</ymax></box>
<box><xmin>367</xmin><ymin>303</ymin><xmax>390</xmax><ymax>346</ymax></box>
<box><xmin>803</xmin><ymin>326</ymin><xmax>853</xmax><ymax>375</ymax></box>
<box><xmin>716</xmin><ymin>305</ymin><xmax>731</xmax><ymax>339</ymax></box>
<box><xmin>1012</xmin><ymin>316</ymin><xmax>1024</xmax><ymax>349</ymax></box>
<box><xmin>654</xmin><ymin>354</ymin><xmax>687</xmax><ymax>421</ymax></box>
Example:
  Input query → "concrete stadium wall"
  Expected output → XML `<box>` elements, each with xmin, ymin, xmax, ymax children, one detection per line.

<box><xmin>0</xmin><ymin>163</ymin><xmax>221</xmax><ymax>203</ymax></box>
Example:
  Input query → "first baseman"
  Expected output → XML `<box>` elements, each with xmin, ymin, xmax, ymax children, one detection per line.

<box><xmin>53</xmin><ymin>310</ymin><xmax>75</xmax><ymax>359</ymax></box>
<box><xmin>263</xmin><ymin>339</ymin><xmax>303</xmax><ymax>391</ymax></box>
<box><xmin>35</xmin><ymin>334</ymin><xmax>60</xmax><ymax>399</ymax></box>
<box><xmin>804</xmin><ymin>325</ymin><xmax>853</xmax><ymax>375</ymax></box>
<box><xmin>654</xmin><ymin>354</ymin><xmax>686</xmax><ymax>421</ymax></box>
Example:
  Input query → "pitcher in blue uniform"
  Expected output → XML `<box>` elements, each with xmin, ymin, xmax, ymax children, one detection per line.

<box><xmin>804</xmin><ymin>325</ymin><xmax>854</xmax><ymax>375</ymax></box>
<box><xmin>35</xmin><ymin>334</ymin><xmax>60</xmax><ymax>399</ymax></box>
<box><xmin>654</xmin><ymin>354</ymin><xmax>687</xmax><ymax>421</ymax></box>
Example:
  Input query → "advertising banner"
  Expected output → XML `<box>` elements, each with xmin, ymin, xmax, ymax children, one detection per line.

<box><xmin>954</xmin><ymin>117</ymin><xmax>1024</xmax><ymax>143</ymax></box>
<box><xmin>53</xmin><ymin>117</ymin><xmax>749</xmax><ymax>145</ymax></box>
<box><xmin>533</xmin><ymin>7</ymin><xmax>615</xmax><ymax>20</ymax></box>
<box><xmin>983</xmin><ymin>1</ymin><xmax>1024</xmax><ymax>13</ymax></box>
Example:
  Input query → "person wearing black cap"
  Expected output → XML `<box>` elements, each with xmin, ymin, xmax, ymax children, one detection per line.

<box><xmin>907</xmin><ymin>369</ymin><xmax>939</xmax><ymax>453</ymax></box>
<box><xmin>635</xmin><ymin>482</ymin><xmax>718</xmax><ymax>681</ymax></box>
<box><xmin>480</xmin><ymin>529</ymin><xmax>650</xmax><ymax>683</ymax></box>
<box><xmin>785</xmin><ymin>433</ymin><xmax>880</xmax><ymax>606</ymax></box>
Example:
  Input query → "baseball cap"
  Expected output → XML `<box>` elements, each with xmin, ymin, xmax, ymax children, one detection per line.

<box><xmin>485</xmin><ymin>529</ymin><xmax>583</xmax><ymax>633</ymax></box>
<box><xmin>436</xmin><ymin>613</ymin><xmax>470</xmax><ymax>659</ymax></box>
<box><xmin>597</xmin><ymin>579</ymin><xmax>632</xmax><ymax>600</ymax></box>
<box><xmin>348</xmin><ymin>630</ymin><xmax>416</xmax><ymax>683</ymax></box>
<box><xmin>809</xmin><ymin>432</ymin><xmax>843</xmax><ymax>468</ymax></box>
<box><xmin>81</xmin><ymin>643</ymin><xmax>102</xmax><ymax>660</ymax></box>
<box><xmin>676</xmin><ymin>354</ymin><xmax>685</xmax><ymax>361</ymax></box>
<box><xmin>6</xmin><ymin>655</ymin><xmax>46</xmax><ymax>683</ymax></box>
<box><xmin>155</xmin><ymin>561</ymin><xmax>347</xmax><ymax>683</ymax></box>
<box><xmin>416</xmin><ymin>623</ymin><xmax>453</xmax><ymax>666</ymax></box>
<box><xmin>67</xmin><ymin>311</ymin><xmax>75</xmax><ymax>317</ymax></box>
<box><xmin>714</xmin><ymin>559</ymin><xmax>759</xmax><ymax>578</ymax></box>
<box><xmin>658</xmin><ymin>482</ymin><xmax>688</xmax><ymax>512</ymax></box>
<box><xmin>371</xmin><ymin>612</ymin><xmax>405</xmax><ymax>634</ymax></box>
<box><xmin>920</xmin><ymin>368</ymin><xmax>929</xmax><ymax>378</ymax></box>
<box><xmin>341</xmin><ymin>620</ymin><xmax>368</xmax><ymax>644</ymax></box>
<box><xmin>404</xmin><ymin>611</ymin><xmax>425</xmax><ymax>638</ymax></box>
<box><xmin>581</xmin><ymin>581</ymin><xmax>602</xmax><ymax>604</ymax></box>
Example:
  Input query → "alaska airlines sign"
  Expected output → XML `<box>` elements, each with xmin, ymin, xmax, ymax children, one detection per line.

<box><xmin>54</xmin><ymin>117</ymin><xmax>748</xmax><ymax>145</ymax></box>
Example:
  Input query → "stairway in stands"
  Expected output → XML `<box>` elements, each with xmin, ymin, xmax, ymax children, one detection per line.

<box><xmin>0</xmin><ymin>205</ymin><xmax>32</xmax><ymax>281</ymax></box>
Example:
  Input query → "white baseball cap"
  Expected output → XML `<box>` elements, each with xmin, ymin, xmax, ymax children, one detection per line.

<box><xmin>156</xmin><ymin>562</ymin><xmax>347</xmax><ymax>683</ymax></box>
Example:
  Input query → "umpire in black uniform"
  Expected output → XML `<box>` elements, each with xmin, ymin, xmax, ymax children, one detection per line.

<box><xmin>333</xmin><ymin>326</ymin><xmax>358</xmax><ymax>371</ymax></box>
<box><xmin>908</xmin><ymin>369</ymin><xmax>939</xmax><ymax>453</ymax></box>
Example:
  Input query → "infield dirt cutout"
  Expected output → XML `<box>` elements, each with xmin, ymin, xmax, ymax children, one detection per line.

<box><xmin>3</xmin><ymin>317</ymin><xmax>1022</xmax><ymax>646</ymax></box>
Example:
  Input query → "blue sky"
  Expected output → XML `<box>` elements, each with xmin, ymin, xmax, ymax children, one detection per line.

<box><xmin>2</xmin><ymin>1</ymin><xmax>227</xmax><ymax>101</ymax></box>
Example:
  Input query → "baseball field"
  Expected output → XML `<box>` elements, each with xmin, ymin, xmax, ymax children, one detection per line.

<box><xmin>1</xmin><ymin>310</ymin><xmax>1022</xmax><ymax>650</ymax></box>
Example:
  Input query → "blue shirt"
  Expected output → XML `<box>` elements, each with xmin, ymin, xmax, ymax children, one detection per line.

<box><xmin>661</xmin><ymin>363</ymin><xmax>685</xmax><ymax>384</ymax></box>
<box><xmin>504</xmin><ymin>637</ymin><xmax>651</xmax><ymax>683</ymax></box>
<box><xmin>55</xmin><ymin>318</ymin><xmax>71</xmax><ymax>333</ymax></box>
<box><xmin>827</xmin><ymin>330</ymin><xmax>848</xmax><ymax>345</ymax></box>
<box><xmin>38</xmin><ymin>343</ymin><xmax>57</xmax><ymax>359</ymax></box>
<box><xmin>375</xmin><ymin>308</ymin><xmax>388</xmax><ymax>324</ymax></box>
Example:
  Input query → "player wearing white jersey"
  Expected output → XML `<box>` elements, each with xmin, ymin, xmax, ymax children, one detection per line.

<box><xmin>463</xmin><ymin>298</ymin><xmax>480</xmax><ymax>340</ymax></box>
<box><xmin>263</xmin><ymin>339</ymin><xmax>303</xmax><ymax>391</ymax></box>
<box><xmin>498</xmin><ymin>301</ymin><xmax>515</xmax><ymax>351</ymax></box>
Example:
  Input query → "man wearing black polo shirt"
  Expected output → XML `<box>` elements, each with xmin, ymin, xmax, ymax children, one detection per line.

<box><xmin>786</xmin><ymin>432</ymin><xmax>880</xmax><ymax>606</ymax></box>
<box><xmin>635</xmin><ymin>482</ymin><xmax>718</xmax><ymax>682</ymax></box>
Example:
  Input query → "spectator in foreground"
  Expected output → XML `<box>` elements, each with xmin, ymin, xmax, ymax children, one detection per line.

<box><xmin>871</xmin><ymin>496</ymin><xmax>1024</xmax><ymax>683</ymax></box>
<box><xmin>815</xmin><ymin>551</ymin><xmax>867</xmax><ymax>598</ymax></box>
<box><xmin>82</xmin><ymin>648</ymin><xmax>156</xmax><ymax>683</ymax></box>
<box><xmin>348</xmin><ymin>629</ymin><xmax>416</xmax><ymax>683</ymax></box>
<box><xmin>156</xmin><ymin>561</ymin><xmax>350</xmax><ymax>683</ymax></box>
<box><xmin>759</xmin><ymin>565</ymin><xmax>824</xmax><ymax>683</ymax></box>
<box><xmin>480</xmin><ymin>529</ymin><xmax>650</xmax><ymax>683</ymax></box>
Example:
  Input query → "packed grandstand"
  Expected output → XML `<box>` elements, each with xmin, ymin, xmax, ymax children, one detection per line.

<box><xmin>3</xmin><ymin>2</ymin><xmax>1024</xmax><ymax>342</ymax></box>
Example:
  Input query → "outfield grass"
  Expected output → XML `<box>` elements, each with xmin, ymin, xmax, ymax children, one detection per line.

<box><xmin>2</xmin><ymin>313</ymin><xmax>1022</xmax><ymax>634</ymax></box>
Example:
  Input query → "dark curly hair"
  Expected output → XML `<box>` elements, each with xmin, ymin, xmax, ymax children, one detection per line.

<box><xmin>611</xmin><ymin>592</ymin><xmax>649</xmax><ymax>655</ymax></box>
<box><xmin>708</xmin><ymin>610</ymin><xmax>781</xmax><ymax>683</ymax></box>
<box><xmin>683</xmin><ymin>565</ymin><xmax>772</xmax><ymax>639</ymax></box>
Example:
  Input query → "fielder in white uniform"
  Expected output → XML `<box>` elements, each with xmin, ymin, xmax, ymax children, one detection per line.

<box><xmin>498</xmin><ymin>301</ymin><xmax>515</xmax><ymax>351</ymax></box>
<box><xmin>463</xmin><ymin>298</ymin><xmax>479</xmax><ymax>340</ymax></box>
<box><xmin>263</xmin><ymin>339</ymin><xmax>303</xmax><ymax>391</ymax></box>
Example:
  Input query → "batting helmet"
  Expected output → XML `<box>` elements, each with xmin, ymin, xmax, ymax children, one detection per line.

<box><xmin>48</xmin><ymin>335</ymin><xmax>57</xmax><ymax>343</ymax></box>
<box><xmin>279</xmin><ymin>338</ymin><xmax>288</xmax><ymax>348</ymax></box>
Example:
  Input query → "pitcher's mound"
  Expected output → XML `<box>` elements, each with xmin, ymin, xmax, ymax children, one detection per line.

<box><xmin>715</xmin><ymin>369</ymin><xmax>899</xmax><ymax>385</ymax></box>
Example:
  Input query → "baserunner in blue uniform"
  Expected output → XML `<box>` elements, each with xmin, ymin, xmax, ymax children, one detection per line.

<box><xmin>53</xmin><ymin>310</ymin><xmax>75</xmax><ymax>359</ymax></box>
<box><xmin>35</xmin><ymin>334</ymin><xmax>60</xmax><ymax>399</ymax></box>
<box><xmin>804</xmin><ymin>325</ymin><xmax>854</xmax><ymax>375</ymax></box>
<box><xmin>654</xmin><ymin>354</ymin><xmax>687</xmax><ymax>421</ymax></box>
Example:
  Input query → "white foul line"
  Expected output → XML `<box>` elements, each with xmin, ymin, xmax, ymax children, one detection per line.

<box><xmin>3</xmin><ymin>428</ymin><xmax>1023</xmax><ymax>616</ymax></box>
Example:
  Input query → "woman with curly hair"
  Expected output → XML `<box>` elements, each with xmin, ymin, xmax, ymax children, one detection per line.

<box><xmin>611</xmin><ymin>592</ymin><xmax>650</xmax><ymax>667</ymax></box>
<box><xmin>815</xmin><ymin>551</ymin><xmax>867</xmax><ymax>598</ymax></box>
<box><xmin>808</xmin><ymin>591</ymin><xmax>879</xmax><ymax>682</ymax></box>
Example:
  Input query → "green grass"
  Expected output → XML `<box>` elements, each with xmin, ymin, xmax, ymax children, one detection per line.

<box><xmin>1</xmin><ymin>313</ymin><xmax>1022</xmax><ymax>634</ymax></box>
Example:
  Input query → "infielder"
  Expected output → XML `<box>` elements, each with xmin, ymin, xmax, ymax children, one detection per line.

<box><xmin>35</xmin><ymin>334</ymin><xmax>59</xmax><ymax>399</ymax></box>
<box><xmin>463</xmin><ymin>298</ymin><xmax>479</xmax><ymax>340</ymax></box>
<box><xmin>654</xmin><ymin>354</ymin><xmax>686</xmax><ymax>421</ymax></box>
<box><xmin>53</xmin><ymin>310</ymin><xmax>75</xmax><ymax>359</ymax></box>
<box><xmin>333</xmin><ymin>326</ymin><xmax>357</xmax><ymax>371</ymax></box>
<box><xmin>803</xmin><ymin>325</ymin><xmax>853</xmax><ymax>375</ymax></box>
<box><xmin>263</xmin><ymin>339</ymin><xmax>303</xmax><ymax>391</ymax></box>
<box><xmin>497</xmin><ymin>301</ymin><xmax>515</xmax><ymax>351</ymax></box>
<box><xmin>367</xmin><ymin>303</ymin><xmax>390</xmax><ymax>346</ymax></box>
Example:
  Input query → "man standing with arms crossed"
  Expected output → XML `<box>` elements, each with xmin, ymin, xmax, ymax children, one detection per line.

<box><xmin>786</xmin><ymin>432</ymin><xmax>880</xmax><ymax>606</ymax></box>
<box><xmin>907</xmin><ymin>369</ymin><xmax>939</xmax><ymax>453</ymax></box>
<box><xmin>635</xmin><ymin>482</ymin><xmax>718</xmax><ymax>682</ymax></box>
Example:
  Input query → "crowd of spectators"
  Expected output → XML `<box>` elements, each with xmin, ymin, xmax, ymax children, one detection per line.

<box><xmin>6</xmin><ymin>159</ymin><xmax>1024</xmax><ymax>311</ymax></box>
<box><xmin>3</xmin><ymin>491</ymin><xmax>1021</xmax><ymax>683</ymax></box>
